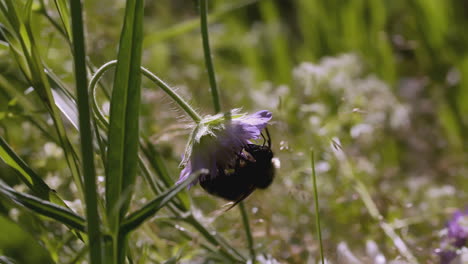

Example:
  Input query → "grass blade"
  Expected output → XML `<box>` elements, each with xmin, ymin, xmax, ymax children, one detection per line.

<box><xmin>105</xmin><ymin>0</ymin><xmax>144</xmax><ymax>221</ymax></box>
<box><xmin>121</xmin><ymin>169</ymin><xmax>207</xmax><ymax>233</ymax></box>
<box><xmin>0</xmin><ymin>136</ymin><xmax>74</xmax><ymax>210</ymax></box>
<box><xmin>0</xmin><ymin>136</ymin><xmax>50</xmax><ymax>198</ymax></box>
<box><xmin>105</xmin><ymin>0</ymin><xmax>144</xmax><ymax>262</ymax></box>
<box><xmin>53</xmin><ymin>0</ymin><xmax>71</xmax><ymax>39</ymax></box>
<box><xmin>69</xmin><ymin>0</ymin><xmax>102</xmax><ymax>262</ymax></box>
<box><xmin>0</xmin><ymin>181</ymin><xmax>86</xmax><ymax>232</ymax></box>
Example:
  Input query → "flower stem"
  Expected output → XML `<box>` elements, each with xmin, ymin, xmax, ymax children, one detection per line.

<box><xmin>88</xmin><ymin>60</ymin><xmax>202</xmax><ymax>123</ymax></box>
<box><xmin>198</xmin><ymin>3</ymin><xmax>258</xmax><ymax>261</ymax></box>
<box><xmin>199</xmin><ymin>0</ymin><xmax>221</xmax><ymax>113</ymax></box>
<box><xmin>311</xmin><ymin>150</ymin><xmax>325</xmax><ymax>264</ymax></box>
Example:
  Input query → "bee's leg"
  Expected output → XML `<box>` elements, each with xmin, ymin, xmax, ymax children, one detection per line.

<box><xmin>264</xmin><ymin>127</ymin><xmax>271</xmax><ymax>147</ymax></box>
<box><xmin>260</xmin><ymin>132</ymin><xmax>267</xmax><ymax>146</ymax></box>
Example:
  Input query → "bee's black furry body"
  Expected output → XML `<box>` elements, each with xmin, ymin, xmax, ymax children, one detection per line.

<box><xmin>199</xmin><ymin>140</ymin><xmax>275</xmax><ymax>203</ymax></box>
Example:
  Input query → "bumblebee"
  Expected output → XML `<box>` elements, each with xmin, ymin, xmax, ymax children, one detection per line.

<box><xmin>199</xmin><ymin>128</ymin><xmax>275</xmax><ymax>208</ymax></box>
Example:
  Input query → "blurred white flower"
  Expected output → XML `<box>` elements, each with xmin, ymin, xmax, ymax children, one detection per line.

<box><xmin>253</xmin><ymin>254</ymin><xmax>280</xmax><ymax>264</ymax></box>
<box><xmin>366</xmin><ymin>240</ymin><xmax>386</xmax><ymax>264</ymax></box>
<box><xmin>337</xmin><ymin>242</ymin><xmax>360</xmax><ymax>264</ymax></box>
<box><xmin>350</xmin><ymin>124</ymin><xmax>374</xmax><ymax>138</ymax></box>
<box><xmin>45</xmin><ymin>173</ymin><xmax>62</xmax><ymax>190</ymax></box>
<box><xmin>293</xmin><ymin>53</ymin><xmax>410</xmax><ymax>145</ymax></box>
<box><xmin>44</xmin><ymin>142</ymin><xmax>63</xmax><ymax>158</ymax></box>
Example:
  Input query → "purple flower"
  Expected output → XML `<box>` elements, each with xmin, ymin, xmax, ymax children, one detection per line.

<box><xmin>177</xmin><ymin>110</ymin><xmax>272</xmax><ymax>186</ymax></box>
<box><xmin>448</xmin><ymin>211</ymin><xmax>468</xmax><ymax>246</ymax></box>
<box><xmin>438</xmin><ymin>209</ymin><xmax>468</xmax><ymax>264</ymax></box>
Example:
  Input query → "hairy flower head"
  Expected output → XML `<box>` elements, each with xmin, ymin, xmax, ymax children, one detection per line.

<box><xmin>177</xmin><ymin>109</ymin><xmax>272</xmax><ymax>186</ymax></box>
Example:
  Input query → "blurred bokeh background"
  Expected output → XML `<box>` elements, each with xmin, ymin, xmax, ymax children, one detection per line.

<box><xmin>1</xmin><ymin>0</ymin><xmax>468</xmax><ymax>263</ymax></box>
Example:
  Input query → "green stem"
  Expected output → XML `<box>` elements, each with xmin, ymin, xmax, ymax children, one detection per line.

<box><xmin>69</xmin><ymin>0</ymin><xmax>102</xmax><ymax>263</ymax></box>
<box><xmin>239</xmin><ymin>202</ymin><xmax>256</xmax><ymax>263</ymax></box>
<box><xmin>88</xmin><ymin>60</ymin><xmax>202</xmax><ymax>123</ymax></box>
<box><xmin>198</xmin><ymin>2</ymin><xmax>256</xmax><ymax>262</ymax></box>
<box><xmin>311</xmin><ymin>151</ymin><xmax>324</xmax><ymax>264</ymax></box>
<box><xmin>199</xmin><ymin>0</ymin><xmax>221</xmax><ymax>113</ymax></box>
<box><xmin>141</xmin><ymin>67</ymin><xmax>201</xmax><ymax>122</ymax></box>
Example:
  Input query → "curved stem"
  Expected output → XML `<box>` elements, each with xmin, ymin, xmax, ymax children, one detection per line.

<box><xmin>199</xmin><ymin>0</ymin><xmax>221</xmax><ymax>113</ymax></box>
<box><xmin>88</xmin><ymin>60</ymin><xmax>202</xmax><ymax>123</ymax></box>
<box><xmin>141</xmin><ymin>67</ymin><xmax>201</xmax><ymax>122</ymax></box>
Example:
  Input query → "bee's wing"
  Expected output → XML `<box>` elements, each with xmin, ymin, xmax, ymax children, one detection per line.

<box><xmin>223</xmin><ymin>186</ymin><xmax>256</xmax><ymax>212</ymax></box>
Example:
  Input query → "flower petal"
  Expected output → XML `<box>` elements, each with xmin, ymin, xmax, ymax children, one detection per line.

<box><xmin>237</xmin><ymin>110</ymin><xmax>272</xmax><ymax>130</ymax></box>
<box><xmin>230</xmin><ymin>110</ymin><xmax>272</xmax><ymax>141</ymax></box>
<box><xmin>177</xmin><ymin>163</ymin><xmax>192</xmax><ymax>184</ymax></box>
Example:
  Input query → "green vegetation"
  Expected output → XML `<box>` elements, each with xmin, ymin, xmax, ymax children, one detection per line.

<box><xmin>0</xmin><ymin>0</ymin><xmax>467</xmax><ymax>263</ymax></box>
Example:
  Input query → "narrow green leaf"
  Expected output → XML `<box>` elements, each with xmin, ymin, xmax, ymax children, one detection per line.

<box><xmin>106</xmin><ymin>0</ymin><xmax>144</xmax><ymax>223</ymax></box>
<box><xmin>0</xmin><ymin>181</ymin><xmax>86</xmax><ymax>232</ymax></box>
<box><xmin>53</xmin><ymin>0</ymin><xmax>71</xmax><ymax>39</ymax></box>
<box><xmin>104</xmin><ymin>0</ymin><xmax>144</xmax><ymax>262</ymax></box>
<box><xmin>69</xmin><ymin>0</ymin><xmax>102</xmax><ymax>262</ymax></box>
<box><xmin>121</xmin><ymin>169</ymin><xmax>207</xmax><ymax>234</ymax></box>
<box><xmin>0</xmin><ymin>136</ymin><xmax>50</xmax><ymax>199</ymax></box>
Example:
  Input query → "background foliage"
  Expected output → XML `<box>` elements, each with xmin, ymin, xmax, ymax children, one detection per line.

<box><xmin>1</xmin><ymin>0</ymin><xmax>467</xmax><ymax>263</ymax></box>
